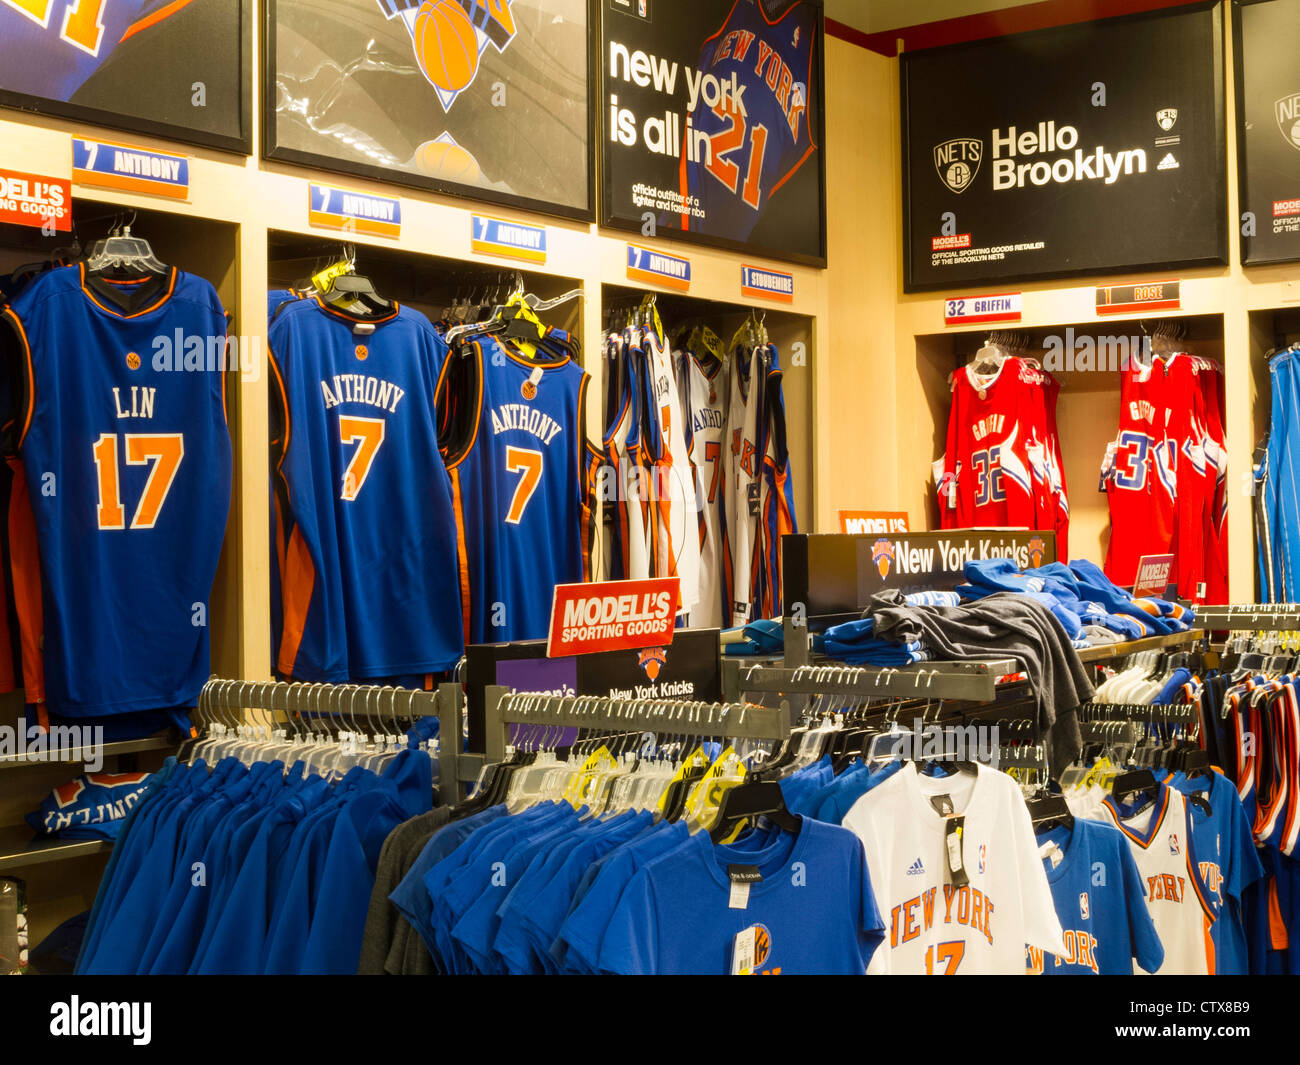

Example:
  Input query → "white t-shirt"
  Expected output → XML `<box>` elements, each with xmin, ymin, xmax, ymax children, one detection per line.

<box><xmin>842</xmin><ymin>763</ymin><xmax>1066</xmax><ymax>974</ymax></box>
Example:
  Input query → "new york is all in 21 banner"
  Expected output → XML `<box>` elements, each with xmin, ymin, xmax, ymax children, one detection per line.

<box><xmin>1235</xmin><ymin>0</ymin><xmax>1300</xmax><ymax>266</ymax></box>
<box><xmin>902</xmin><ymin>3</ymin><xmax>1226</xmax><ymax>291</ymax></box>
<box><xmin>601</xmin><ymin>0</ymin><xmax>826</xmax><ymax>265</ymax></box>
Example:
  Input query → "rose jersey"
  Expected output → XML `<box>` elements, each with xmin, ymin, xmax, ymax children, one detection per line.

<box><xmin>842</xmin><ymin>764</ymin><xmax>1066</xmax><ymax>974</ymax></box>
<box><xmin>442</xmin><ymin>332</ymin><xmax>600</xmax><ymax>644</ymax></box>
<box><xmin>3</xmin><ymin>264</ymin><xmax>231</xmax><ymax>716</ymax></box>
<box><xmin>677</xmin><ymin>0</ymin><xmax>818</xmax><ymax>242</ymax></box>
<box><xmin>269</xmin><ymin>298</ymin><xmax>463</xmax><ymax>682</ymax></box>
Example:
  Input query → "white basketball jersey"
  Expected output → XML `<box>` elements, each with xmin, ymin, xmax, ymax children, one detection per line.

<box><xmin>678</xmin><ymin>348</ymin><xmax>729</xmax><ymax>628</ymax></box>
<box><xmin>646</xmin><ymin>328</ymin><xmax>700</xmax><ymax>613</ymax></box>
<box><xmin>726</xmin><ymin>346</ymin><xmax>763</xmax><ymax>626</ymax></box>
<box><xmin>604</xmin><ymin>330</ymin><xmax>650</xmax><ymax>581</ymax></box>
<box><xmin>1100</xmin><ymin>784</ymin><xmax>1218</xmax><ymax>975</ymax></box>
<box><xmin>842</xmin><ymin>764</ymin><xmax>1066</xmax><ymax>975</ymax></box>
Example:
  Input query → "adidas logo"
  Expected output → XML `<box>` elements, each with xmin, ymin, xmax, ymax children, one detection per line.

<box><xmin>1157</xmin><ymin>152</ymin><xmax>1179</xmax><ymax>170</ymax></box>
<box><xmin>906</xmin><ymin>857</ymin><xmax>925</xmax><ymax>876</ymax></box>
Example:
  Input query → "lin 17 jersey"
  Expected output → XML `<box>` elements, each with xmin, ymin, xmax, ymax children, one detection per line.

<box><xmin>676</xmin><ymin>0</ymin><xmax>817</xmax><ymax>242</ymax></box>
<box><xmin>3</xmin><ymin>264</ymin><xmax>231</xmax><ymax>716</ymax></box>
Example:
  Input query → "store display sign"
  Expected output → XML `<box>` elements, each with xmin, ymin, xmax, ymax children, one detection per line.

<box><xmin>601</xmin><ymin>0</ymin><xmax>827</xmax><ymax>266</ymax></box>
<box><xmin>266</xmin><ymin>0</ymin><xmax>594</xmax><ymax>221</ymax></box>
<box><xmin>308</xmin><ymin>183</ymin><xmax>402</xmax><ymax>239</ymax></box>
<box><xmin>72</xmin><ymin>138</ymin><xmax>189</xmax><ymax>200</ymax></box>
<box><xmin>0</xmin><ymin>1</ymin><xmax>249</xmax><ymax>154</ymax></box>
<box><xmin>0</xmin><ymin>169</ymin><xmax>70</xmax><ymax>232</ymax></box>
<box><xmin>471</xmin><ymin>215</ymin><xmax>548</xmax><ymax>263</ymax></box>
<box><xmin>943</xmin><ymin>292</ymin><xmax>1022</xmax><ymax>326</ymax></box>
<box><xmin>838</xmin><ymin>511</ymin><xmax>910</xmax><ymax>536</ymax></box>
<box><xmin>901</xmin><ymin>3</ymin><xmax>1226</xmax><ymax>291</ymax></box>
<box><xmin>1235</xmin><ymin>0</ymin><xmax>1300</xmax><ymax>265</ymax></box>
<box><xmin>1095</xmin><ymin>280</ymin><xmax>1180</xmax><ymax>315</ymax></box>
<box><xmin>741</xmin><ymin>265</ymin><xmax>795</xmax><ymax>303</ymax></box>
<box><xmin>627</xmin><ymin>243</ymin><xmax>691</xmax><ymax>291</ymax></box>
<box><xmin>1132</xmin><ymin>553</ymin><xmax>1175</xmax><ymax>598</ymax></box>
<box><xmin>547</xmin><ymin>578</ymin><xmax>679</xmax><ymax>657</ymax></box>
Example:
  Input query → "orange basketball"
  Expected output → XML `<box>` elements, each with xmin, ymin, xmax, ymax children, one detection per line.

<box><xmin>412</xmin><ymin>138</ymin><xmax>483</xmax><ymax>184</ymax></box>
<box><xmin>413</xmin><ymin>0</ymin><xmax>480</xmax><ymax>93</ymax></box>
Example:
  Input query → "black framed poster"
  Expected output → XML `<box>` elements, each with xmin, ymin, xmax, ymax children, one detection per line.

<box><xmin>901</xmin><ymin>3</ymin><xmax>1227</xmax><ymax>292</ymax></box>
<box><xmin>265</xmin><ymin>0</ymin><xmax>595</xmax><ymax>222</ymax></box>
<box><xmin>1235</xmin><ymin>0</ymin><xmax>1300</xmax><ymax>266</ymax></box>
<box><xmin>600</xmin><ymin>0</ymin><xmax>827</xmax><ymax>266</ymax></box>
<box><xmin>0</xmin><ymin>0</ymin><xmax>251</xmax><ymax>154</ymax></box>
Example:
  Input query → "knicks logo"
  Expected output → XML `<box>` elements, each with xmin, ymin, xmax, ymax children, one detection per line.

<box><xmin>521</xmin><ymin>380</ymin><xmax>537</xmax><ymax>401</ymax></box>
<box><xmin>355</xmin><ymin>344</ymin><xmax>369</xmax><ymax>361</ymax></box>
<box><xmin>125</xmin><ymin>351</ymin><xmax>141</xmax><ymax>370</ymax></box>
<box><xmin>1028</xmin><ymin>536</ymin><xmax>1046</xmax><ymax>568</ymax></box>
<box><xmin>753</xmin><ymin>924</ymin><xmax>771</xmax><ymax>969</ymax></box>
<box><xmin>637</xmin><ymin>647</ymin><xmax>667</xmax><ymax>680</ymax></box>
<box><xmin>872</xmin><ymin>538</ymin><xmax>895</xmax><ymax>579</ymax></box>
<box><xmin>380</xmin><ymin>0</ymin><xmax>517</xmax><ymax>114</ymax></box>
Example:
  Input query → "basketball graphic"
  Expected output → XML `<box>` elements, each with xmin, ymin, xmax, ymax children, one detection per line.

<box><xmin>753</xmin><ymin>924</ymin><xmax>771</xmax><ymax>968</ymax></box>
<box><xmin>412</xmin><ymin>137</ymin><xmax>484</xmax><ymax>183</ymax></box>
<box><xmin>413</xmin><ymin>0</ymin><xmax>480</xmax><ymax>94</ymax></box>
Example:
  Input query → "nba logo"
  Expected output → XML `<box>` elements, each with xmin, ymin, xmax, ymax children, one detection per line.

<box><xmin>1079</xmin><ymin>892</ymin><xmax>1089</xmax><ymax>919</ymax></box>
<box><xmin>1169</xmin><ymin>833</ymin><xmax>1180</xmax><ymax>856</ymax></box>
<box><xmin>978</xmin><ymin>845</ymin><xmax>986</xmax><ymax>873</ymax></box>
<box><xmin>871</xmin><ymin>538</ymin><xmax>895</xmax><ymax>579</ymax></box>
<box><xmin>1028</xmin><ymin>536</ymin><xmax>1046</xmax><ymax>568</ymax></box>
<box><xmin>637</xmin><ymin>0</ymin><xmax>646</xmax><ymax>15</ymax></box>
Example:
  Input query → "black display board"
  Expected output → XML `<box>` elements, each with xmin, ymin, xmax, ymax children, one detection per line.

<box><xmin>465</xmin><ymin>629</ymin><xmax>721</xmax><ymax>751</ymax></box>
<box><xmin>901</xmin><ymin>3</ymin><xmax>1227</xmax><ymax>291</ymax></box>
<box><xmin>0</xmin><ymin>0</ymin><xmax>251</xmax><ymax>154</ymax></box>
<box><xmin>265</xmin><ymin>0</ymin><xmax>595</xmax><ymax>221</ymax></box>
<box><xmin>783</xmin><ymin>530</ymin><xmax>1056</xmax><ymax>631</ymax></box>
<box><xmin>1234</xmin><ymin>0</ymin><xmax>1300</xmax><ymax>266</ymax></box>
<box><xmin>600</xmin><ymin>0</ymin><xmax>826</xmax><ymax>265</ymax></box>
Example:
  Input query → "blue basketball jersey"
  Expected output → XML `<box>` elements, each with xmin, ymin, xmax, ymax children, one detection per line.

<box><xmin>268</xmin><ymin>298</ymin><xmax>463</xmax><ymax>682</ymax></box>
<box><xmin>1029</xmin><ymin>817</ymin><xmax>1164</xmax><ymax>975</ymax></box>
<box><xmin>444</xmin><ymin>333</ymin><xmax>599</xmax><ymax>644</ymax></box>
<box><xmin>679</xmin><ymin>0</ymin><xmax>817</xmax><ymax>242</ymax></box>
<box><xmin>26</xmin><ymin>769</ymin><xmax>152</xmax><ymax>840</ymax></box>
<box><xmin>0</xmin><ymin>0</ymin><xmax>191</xmax><ymax>101</ymax></box>
<box><xmin>4</xmin><ymin>264</ymin><xmax>231</xmax><ymax>716</ymax></box>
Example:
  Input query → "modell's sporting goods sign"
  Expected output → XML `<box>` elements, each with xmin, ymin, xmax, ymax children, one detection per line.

<box><xmin>901</xmin><ymin>3</ymin><xmax>1226</xmax><ymax>290</ymax></box>
<box><xmin>547</xmin><ymin>578</ymin><xmax>679</xmax><ymax>657</ymax></box>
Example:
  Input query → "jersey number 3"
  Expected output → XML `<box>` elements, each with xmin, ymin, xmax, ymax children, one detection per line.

<box><xmin>93</xmin><ymin>433</ymin><xmax>185</xmax><ymax>530</ymax></box>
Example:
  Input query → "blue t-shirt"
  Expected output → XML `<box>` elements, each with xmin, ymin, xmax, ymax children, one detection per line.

<box><xmin>1031</xmin><ymin>817</ymin><xmax>1163</xmax><ymax>975</ymax></box>
<box><xmin>597</xmin><ymin>819</ymin><xmax>884</xmax><ymax>974</ymax></box>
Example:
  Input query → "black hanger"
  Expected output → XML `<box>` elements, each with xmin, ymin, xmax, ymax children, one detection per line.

<box><xmin>1028</xmin><ymin>793</ymin><xmax>1074</xmax><ymax>833</ymax></box>
<box><xmin>321</xmin><ymin>272</ymin><xmax>391</xmax><ymax>317</ymax></box>
<box><xmin>709</xmin><ymin>777</ymin><xmax>800</xmax><ymax>843</ymax></box>
<box><xmin>1111</xmin><ymin>767</ymin><xmax>1160</xmax><ymax>807</ymax></box>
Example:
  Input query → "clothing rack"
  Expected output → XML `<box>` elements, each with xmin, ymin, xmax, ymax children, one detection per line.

<box><xmin>195</xmin><ymin>677</ymin><xmax>463</xmax><ymax>796</ymax></box>
<box><xmin>726</xmin><ymin>659</ymin><xmax>1016</xmax><ymax>704</ymax></box>
<box><xmin>1196</xmin><ymin>604</ymin><xmax>1300</xmax><ymax>631</ymax></box>
<box><xmin>1076</xmin><ymin>701</ymin><xmax>1199</xmax><ymax>722</ymax></box>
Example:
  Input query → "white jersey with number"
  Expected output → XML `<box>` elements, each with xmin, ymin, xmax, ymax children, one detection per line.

<box><xmin>646</xmin><ymin>328</ymin><xmax>699</xmax><ymax>613</ymax></box>
<box><xmin>1099</xmin><ymin>783</ymin><xmax>1218</xmax><ymax>975</ymax></box>
<box><xmin>842</xmin><ymin>763</ymin><xmax>1066</xmax><ymax>975</ymax></box>
<box><xmin>605</xmin><ymin>330</ymin><xmax>650</xmax><ymax>581</ymax></box>
<box><xmin>726</xmin><ymin>346</ymin><xmax>763</xmax><ymax>626</ymax></box>
<box><xmin>678</xmin><ymin>349</ymin><xmax>729</xmax><ymax>628</ymax></box>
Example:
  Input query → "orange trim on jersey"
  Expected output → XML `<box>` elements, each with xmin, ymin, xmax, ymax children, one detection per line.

<box><xmin>450</xmin><ymin>470</ymin><xmax>473</xmax><ymax>643</ymax></box>
<box><xmin>1202</xmin><ymin>913</ymin><xmax>1217</xmax><ymax>975</ymax></box>
<box><xmin>1269</xmin><ymin>879</ymin><xmax>1289</xmax><ymax>949</ymax></box>
<box><xmin>277</xmin><ymin>527</ymin><xmax>315</xmax><ymax>677</ymax></box>
<box><xmin>3</xmin><ymin>307</ymin><xmax>36</xmax><ymax>447</ymax></box>
<box><xmin>1104</xmin><ymin>787</ymin><xmax>1170</xmax><ymax>847</ymax></box>
<box><xmin>268</xmin><ymin>346</ymin><xmax>293</xmax><ymax>479</ymax></box>
<box><xmin>769</xmin><ymin>143</ymin><xmax>817</xmax><ymax>200</ymax></box>
<box><xmin>500</xmin><ymin>337</ymin><xmax>570</xmax><ymax>370</ymax></box>
<box><xmin>312</xmin><ymin>295</ymin><xmax>400</xmax><ymax>326</ymax></box>
<box><xmin>442</xmin><ymin>342</ymin><xmax>486</xmax><ymax>470</ymax></box>
<box><xmin>79</xmin><ymin>263</ymin><xmax>177</xmax><ymax>319</ymax></box>
<box><xmin>120</xmin><ymin>0</ymin><xmax>196</xmax><ymax>41</ymax></box>
<box><xmin>8</xmin><ymin>458</ymin><xmax>44</xmax><ymax>709</ymax></box>
<box><xmin>273</xmin><ymin>495</ymin><xmax>287</xmax><ymax>586</ymax></box>
<box><xmin>1185</xmin><ymin>840</ymin><xmax>1218</xmax><ymax>923</ymax></box>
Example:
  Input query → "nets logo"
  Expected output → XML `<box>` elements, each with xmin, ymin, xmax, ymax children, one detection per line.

<box><xmin>379</xmin><ymin>0</ymin><xmax>518</xmax><ymax>114</ymax></box>
<box><xmin>637</xmin><ymin>647</ymin><xmax>667</xmax><ymax>680</ymax></box>
<box><xmin>1276</xmin><ymin>93</ymin><xmax>1300</xmax><ymax>151</ymax></box>
<box><xmin>871</xmin><ymin>538</ymin><xmax>895</xmax><ymax>579</ymax></box>
<box><xmin>1156</xmin><ymin>108</ymin><xmax>1178</xmax><ymax>132</ymax></box>
<box><xmin>933</xmin><ymin>138</ymin><xmax>983</xmax><ymax>193</ymax></box>
<box><xmin>1028</xmin><ymin>535</ymin><xmax>1046</xmax><ymax>568</ymax></box>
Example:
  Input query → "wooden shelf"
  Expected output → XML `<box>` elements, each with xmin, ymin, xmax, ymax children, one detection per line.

<box><xmin>0</xmin><ymin>825</ymin><xmax>110</xmax><ymax>872</ymax></box>
<box><xmin>0</xmin><ymin>734</ymin><xmax>174</xmax><ymax>771</ymax></box>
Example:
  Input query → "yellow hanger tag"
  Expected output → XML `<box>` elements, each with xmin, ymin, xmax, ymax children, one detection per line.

<box><xmin>562</xmin><ymin>746</ymin><xmax>616</xmax><ymax>809</ymax></box>
<box><xmin>656</xmin><ymin>746</ymin><xmax>711</xmax><ymax>817</ymax></box>
<box><xmin>698</xmin><ymin>325</ymin><xmax>724</xmax><ymax>362</ymax></box>
<box><xmin>685</xmin><ymin>747</ymin><xmax>745</xmax><ymax>831</ymax></box>
<box><xmin>310</xmin><ymin>259</ymin><xmax>352</xmax><ymax>293</ymax></box>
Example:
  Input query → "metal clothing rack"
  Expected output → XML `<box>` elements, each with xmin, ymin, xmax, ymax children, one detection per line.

<box><xmin>728</xmin><ymin>659</ymin><xmax>1016</xmax><ymax>704</ymax></box>
<box><xmin>1196</xmin><ymin>604</ymin><xmax>1300</xmax><ymax>631</ymax></box>
<box><xmin>1077</xmin><ymin>701</ymin><xmax>1199</xmax><ymax>723</ymax></box>
<box><xmin>194</xmin><ymin>677</ymin><xmax>463</xmax><ymax>799</ymax></box>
